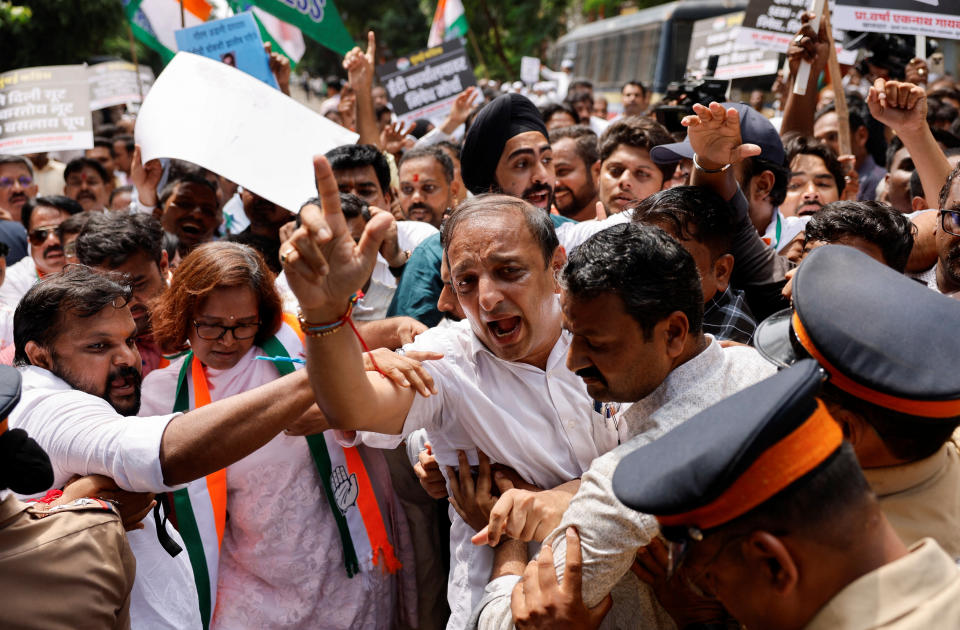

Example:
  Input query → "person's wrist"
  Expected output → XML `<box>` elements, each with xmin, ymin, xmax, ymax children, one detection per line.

<box><xmin>301</xmin><ymin>300</ymin><xmax>354</xmax><ymax>325</ymax></box>
<box><xmin>693</xmin><ymin>154</ymin><xmax>730</xmax><ymax>173</ymax></box>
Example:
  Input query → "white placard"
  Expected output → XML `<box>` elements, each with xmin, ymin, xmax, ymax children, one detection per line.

<box><xmin>135</xmin><ymin>52</ymin><xmax>358</xmax><ymax>213</ymax></box>
<box><xmin>520</xmin><ymin>56</ymin><xmax>541</xmax><ymax>85</ymax></box>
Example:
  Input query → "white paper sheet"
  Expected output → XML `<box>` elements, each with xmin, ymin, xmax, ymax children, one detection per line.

<box><xmin>135</xmin><ymin>52</ymin><xmax>358</xmax><ymax>212</ymax></box>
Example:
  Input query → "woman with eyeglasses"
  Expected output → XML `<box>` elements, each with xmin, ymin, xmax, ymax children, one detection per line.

<box><xmin>140</xmin><ymin>242</ymin><xmax>418</xmax><ymax>629</ymax></box>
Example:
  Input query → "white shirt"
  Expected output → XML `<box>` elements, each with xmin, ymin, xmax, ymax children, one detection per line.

<box><xmin>358</xmin><ymin>316</ymin><xmax>621</xmax><ymax>629</ymax></box>
<box><xmin>0</xmin><ymin>256</ymin><xmax>37</xmax><ymax>309</ymax></box>
<box><xmin>141</xmin><ymin>345</ymin><xmax>401</xmax><ymax>630</ymax></box>
<box><xmin>9</xmin><ymin>365</ymin><xmax>201</xmax><ymax>630</ymax></box>
<box><xmin>0</xmin><ymin>304</ymin><xmax>13</xmax><ymax>349</ymax></box>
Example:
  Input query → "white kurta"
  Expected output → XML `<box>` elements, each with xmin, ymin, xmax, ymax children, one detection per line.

<box><xmin>140</xmin><ymin>343</ymin><xmax>406</xmax><ymax>630</ymax></box>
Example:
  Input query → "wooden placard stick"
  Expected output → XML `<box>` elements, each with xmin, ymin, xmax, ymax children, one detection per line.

<box><xmin>822</xmin><ymin>5</ymin><xmax>852</xmax><ymax>157</ymax></box>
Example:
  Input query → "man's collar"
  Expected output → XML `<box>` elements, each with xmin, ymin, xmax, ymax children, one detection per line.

<box><xmin>863</xmin><ymin>443</ymin><xmax>954</xmax><ymax>497</ymax></box>
<box><xmin>624</xmin><ymin>336</ymin><xmax>721</xmax><ymax>421</ymax></box>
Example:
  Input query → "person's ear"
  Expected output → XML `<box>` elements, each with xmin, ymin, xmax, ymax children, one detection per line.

<box><xmin>24</xmin><ymin>341</ymin><xmax>52</xmax><ymax>370</ymax></box>
<box><xmin>158</xmin><ymin>249</ymin><xmax>169</xmax><ymax>279</ymax></box>
<box><xmin>741</xmin><ymin>532</ymin><xmax>799</xmax><ymax>595</ymax></box>
<box><xmin>855</xmin><ymin>126</ymin><xmax>869</xmax><ymax>150</ymax></box>
<box><xmin>712</xmin><ymin>253</ymin><xmax>735</xmax><ymax>292</ymax></box>
<box><xmin>827</xmin><ymin>404</ymin><xmax>866</xmax><ymax>448</ymax></box>
<box><xmin>551</xmin><ymin>246</ymin><xmax>567</xmax><ymax>292</ymax></box>
<box><xmin>751</xmin><ymin>170</ymin><xmax>776</xmax><ymax>203</ymax></box>
<box><xmin>911</xmin><ymin>195</ymin><xmax>928</xmax><ymax>212</ymax></box>
<box><xmin>590</xmin><ymin>160</ymin><xmax>601</xmax><ymax>185</ymax></box>
<box><xmin>449</xmin><ymin>179</ymin><xmax>460</xmax><ymax>203</ymax></box>
<box><xmin>662</xmin><ymin>311</ymin><xmax>689</xmax><ymax>358</ymax></box>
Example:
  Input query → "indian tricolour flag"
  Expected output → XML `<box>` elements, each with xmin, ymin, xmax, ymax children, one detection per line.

<box><xmin>124</xmin><ymin>0</ymin><xmax>213</xmax><ymax>62</ymax></box>
<box><xmin>427</xmin><ymin>0</ymin><xmax>468</xmax><ymax>47</ymax></box>
<box><xmin>230</xmin><ymin>1</ymin><xmax>306</xmax><ymax>66</ymax></box>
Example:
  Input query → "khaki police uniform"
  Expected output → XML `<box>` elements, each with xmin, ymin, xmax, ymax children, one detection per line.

<box><xmin>0</xmin><ymin>492</ymin><xmax>136</xmax><ymax>630</ymax></box>
<box><xmin>805</xmin><ymin>538</ymin><xmax>960</xmax><ymax>629</ymax></box>
<box><xmin>866</xmin><ymin>441</ymin><xmax>960</xmax><ymax>558</ymax></box>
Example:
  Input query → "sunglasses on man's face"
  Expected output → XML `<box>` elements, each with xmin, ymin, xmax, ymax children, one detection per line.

<box><xmin>28</xmin><ymin>226</ymin><xmax>59</xmax><ymax>247</ymax></box>
<box><xmin>0</xmin><ymin>176</ymin><xmax>33</xmax><ymax>189</ymax></box>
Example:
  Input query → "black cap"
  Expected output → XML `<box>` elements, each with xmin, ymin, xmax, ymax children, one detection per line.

<box><xmin>649</xmin><ymin>102</ymin><xmax>785</xmax><ymax>167</ymax></box>
<box><xmin>613</xmin><ymin>360</ymin><xmax>841</xmax><ymax>530</ymax></box>
<box><xmin>755</xmin><ymin>245</ymin><xmax>960</xmax><ymax>419</ymax></box>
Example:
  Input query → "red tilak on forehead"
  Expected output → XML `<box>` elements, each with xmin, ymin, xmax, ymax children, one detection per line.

<box><xmin>413</xmin><ymin>174</ymin><xmax>419</xmax><ymax>182</ymax></box>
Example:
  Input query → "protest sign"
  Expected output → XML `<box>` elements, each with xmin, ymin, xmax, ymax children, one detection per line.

<box><xmin>136</xmin><ymin>52</ymin><xmax>356</xmax><ymax>212</ymax></box>
<box><xmin>687</xmin><ymin>12</ymin><xmax>781</xmax><ymax>79</ymax></box>
<box><xmin>834</xmin><ymin>0</ymin><xmax>960</xmax><ymax>40</ymax></box>
<box><xmin>175</xmin><ymin>13</ymin><xmax>279</xmax><ymax>88</ymax></box>
<box><xmin>0</xmin><ymin>65</ymin><xmax>93</xmax><ymax>155</ymax></box>
<box><xmin>376</xmin><ymin>39</ymin><xmax>477</xmax><ymax>125</ymax></box>
<box><xmin>739</xmin><ymin>0</ymin><xmax>859</xmax><ymax>62</ymax></box>
<box><xmin>88</xmin><ymin>61</ymin><xmax>156</xmax><ymax>110</ymax></box>
<box><xmin>521</xmin><ymin>56</ymin><xmax>541</xmax><ymax>85</ymax></box>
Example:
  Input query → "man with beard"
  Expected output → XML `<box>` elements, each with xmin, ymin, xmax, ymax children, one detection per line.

<box><xmin>398</xmin><ymin>147</ymin><xmax>458</xmax><ymax>228</ymax></box>
<box><xmin>0</xmin><ymin>196</ymin><xmax>82</xmax><ymax>308</ymax></box>
<box><xmin>779</xmin><ymin>136</ymin><xmax>844</xmax><ymax>218</ymax></box>
<box><xmin>157</xmin><ymin>169</ymin><xmax>222</xmax><ymax>253</ymax></box>
<box><xmin>228</xmin><ymin>189</ymin><xmax>295</xmax><ymax>273</ymax></box>
<box><xmin>8</xmin><ymin>264</ymin><xmax>327</xmax><ymax>629</ymax></box>
<box><xmin>63</xmin><ymin>158</ymin><xmax>112</xmax><ymax>212</ymax></box>
<box><xmin>918</xmin><ymin>164</ymin><xmax>960</xmax><ymax>294</ymax></box>
<box><xmin>75</xmin><ymin>213</ymin><xmax>171</xmax><ymax>376</ymax></box>
<box><xmin>390</xmin><ymin>95</ymin><xmax>628</xmax><ymax>326</ymax></box>
<box><xmin>550</xmin><ymin>126</ymin><xmax>600</xmax><ymax>222</ymax></box>
<box><xmin>0</xmin><ymin>155</ymin><xmax>34</xmax><ymax>264</ymax></box>
<box><xmin>596</xmin><ymin>116</ymin><xmax>675</xmax><ymax>214</ymax></box>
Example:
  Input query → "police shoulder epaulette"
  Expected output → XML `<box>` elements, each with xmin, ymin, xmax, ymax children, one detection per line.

<box><xmin>27</xmin><ymin>497</ymin><xmax>119</xmax><ymax>519</ymax></box>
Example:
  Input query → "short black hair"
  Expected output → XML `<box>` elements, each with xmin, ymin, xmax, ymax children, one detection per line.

<box><xmin>539</xmin><ymin>102</ymin><xmax>580</xmax><ymax>126</ymax></box>
<box><xmin>562</xmin><ymin>222</ymin><xmax>703</xmax><ymax>339</ymax></box>
<box><xmin>549</xmin><ymin>125</ymin><xmax>599</xmax><ymax>169</ymax></box>
<box><xmin>113</xmin><ymin>134</ymin><xmax>135</xmax><ymax>153</ymax></box>
<box><xmin>622</xmin><ymin>80</ymin><xmax>647</xmax><ymax>97</ymax></box>
<box><xmin>20</xmin><ymin>195</ymin><xmax>83</xmax><ymax>232</ymax></box>
<box><xmin>162</xmin><ymin>231</ymin><xmax>180</xmax><ymax>261</ymax></box>
<box><xmin>740</xmin><ymin>155</ymin><xmax>789</xmax><ymax>207</ymax></box>
<box><xmin>435</xmin><ymin>140</ymin><xmax>462</xmax><ymax>162</ymax></box>
<box><xmin>599</xmin><ymin>116</ymin><xmax>675</xmax><ymax>183</ymax></box>
<box><xmin>300</xmin><ymin>194</ymin><xmax>371</xmax><ymax>223</ymax></box>
<box><xmin>565</xmin><ymin>90</ymin><xmax>593</xmax><ymax>108</ymax></box>
<box><xmin>158</xmin><ymin>164</ymin><xmax>219</xmax><ymax>208</ymax></box>
<box><xmin>325</xmin><ymin>144</ymin><xmax>391</xmax><ymax>194</ymax></box>
<box><xmin>442</xmin><ymin>194</ymin><xmax>559</xmax><ymax>268</ymax></box>
<box><xmin>91</xmin><ymin>136</ymin><xmax>115</xmax><ymax>155</ymax></box>
<box><xmin>885</xmin><ymin>135</ymin><xmax>906</xmax><ymax>172</ymax></box>
<box><xmin>64</xmin><ymin>157</ymin><xmax>109</xmax><ymax>185</ymax></box>
<box><xmin>76</xmin><ymin>212</ymin><xmax>165</xmax><ymax>268</ymax></box>
<box><xmin>375</xmin><ymin>104</ymin><xmax>392</xmax><ymax>120</ymax></box>
<box><xmin>803</xmin><ymin>201</ymin><xmax>914</xmax><ymax>272</ymax></box>
<box><xmin>108</xmin><ymin>184</ymin><xmax>134</xmax><ymax>207</ymax></box>
<box><xmin>932</xmin><ymin>128</ymin><xmax>960</xmax><ymax>149</ymax></box>
<box><xmin>785</xmin><ymin>135</ymin><xmax>845</xmax><ymax>194</ymax></box>
<box><xmin>399</xmin><ymin>146</ymin><xmax>454</xmax><ymax>183</ymax></box>
<box><xmin>14</xmin><ymin>264</ymin><xmax>132</xmax><ymax>365</ymax></box>
<box><xmin>56</xmin><ymin>212</ymin><xmax>92</xmax><ymax>243</ymax></box>
<box><xmin>822</xmin><ymin>384</ymin><xmax>959</xmax><ymax>461</ymax></box>
<box><xmin>630</xmin><ymin>186</ymin><xmax>737</xmax><ymax>259</ymax></box>
<box><xmin>940</xmin><ymin>162</ymin><xmax>960</xmax><ymax>210</ymax></box>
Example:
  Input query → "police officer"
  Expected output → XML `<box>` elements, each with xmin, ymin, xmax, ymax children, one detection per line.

<box><xmin>755</xmin><ymin>244</ymin><xmax>960</xmax><ymax>556</ymax></box>
<box><xmin>0</xmin><ymin>366</ymin><xmax>136</xmax><ymax>630</ymax></box>
<box><xmin>614</xmin><ymin>361</ymin><xmax>960</xmax><ymax>630</ymax></box>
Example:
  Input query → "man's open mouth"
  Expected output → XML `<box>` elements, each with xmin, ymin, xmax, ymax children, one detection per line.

<box><xmin>179</xmin><ymin>220</ymin><xmax>204</xmax><ymax>237</ymax></box>
<box><xmin>486</xmin><ymin>316</ymin><xmax>521</xmax><ymax>339</ymax></box>
<box><xmin>525</xmin><ymin>190</ymin><xmax>550</xmax><ymax>206</ymax></box>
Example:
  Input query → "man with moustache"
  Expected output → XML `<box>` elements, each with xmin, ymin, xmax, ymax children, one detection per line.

<box><xmin>156</xmin><ymin>170</ymin><xmax>222</xmax><ymax>254</ymax></box>
<box><xmin>0</xmin><ymin>196</ymin><xmax>82</xmax><ymax>309</ymax></box>
<box><xmin>75</xmin><ymin>213</ymin><xmax>171</xmax><ymax>376</ymax></box>
<box><xmin>398</xmin><ymin>147</ymin><xmax>459</xmax><ymax>228</ymax></box>
<box><xmin>918</xmin><ymin>163</ymin><xmax>960</xmax><ymax>294</ymax></box>
<box><xmin>8</xmin><ymin>264</ymin><xmax>327</xmax><ymax>629</ymax></box>
<box><xmin>390</xmin><ymin>95</ymin><xmax>628</xmax><ymax>326</ymax></box>
<box><xmin>0</xmin><ymin>155</ymin><xmax>35</xmax><ymax>264</ymax></box>
<box><xmin>550</xmin><ymin>126</ymin><xmax>600</xmax><ymax>222</ymax></box>
<box><xmin>780</xmin><ymin>136</ymin><xmax>844</xmax><ymax>218</ymax></box>
<box><xmin>63</xmin><ymin>158</ymin><xmax>112</xmax><ymax>213</ymax></box>
<box><xmin>596</xmin><ymin>116</ymin><xmax>675</xmax><ymax>214</ymax></box>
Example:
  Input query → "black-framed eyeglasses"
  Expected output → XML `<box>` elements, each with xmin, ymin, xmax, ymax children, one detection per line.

<box><xmin>941</xmin><ymin>210</ymin><xmax>960</xmax><ymax>237</ymax></box>
<box><xmin>192</xmin><ymin>320</ymin><xmax>260</xmax><ymax>341</ymax></box>
<box><xmin>0</xmin><ymin>175</ymin><xmax>32</xmax><ymax>189</ymax></box>
<box><xmin>28</xmin><ymin>225</ymin><xmax>59</xmax><ymax>247</ymax></box>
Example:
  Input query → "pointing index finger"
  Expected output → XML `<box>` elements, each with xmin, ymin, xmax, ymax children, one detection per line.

<box><xmin>312</xmin><ymin>155</ymin><xmax>347</xmax><ymax>239</ymax></box>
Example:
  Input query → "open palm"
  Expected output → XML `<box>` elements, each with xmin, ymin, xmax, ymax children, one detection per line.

<box><xmin>684</xmin><ymin>102</ymin><xmax>761</xmax><ymax>167</ymax></box>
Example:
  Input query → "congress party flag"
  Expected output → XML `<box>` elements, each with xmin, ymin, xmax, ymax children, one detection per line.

<box><xmin>124</xmin><ymin>0</ymin><xmax>213</xmax><ymax>63</ymax></box>
<box><xmin>243</xmin><ymin>0</ymin><xmax>354</xmax><ymax>56</ymax></box>
<box><xmin>229</xmin><ymin>1</ymin><xmax>307</xmax><ymax>66</ymax></box>
<box><xmin>428</xmin><ymin>0</ymin><xmax>469</xmax><ymax>47</ymax></box>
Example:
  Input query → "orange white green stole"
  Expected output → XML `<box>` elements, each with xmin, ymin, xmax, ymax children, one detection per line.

<box><xmin>169</xmin><ymin>316</ymin><xmax>401</xmax><ymax>629</ymax></box>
